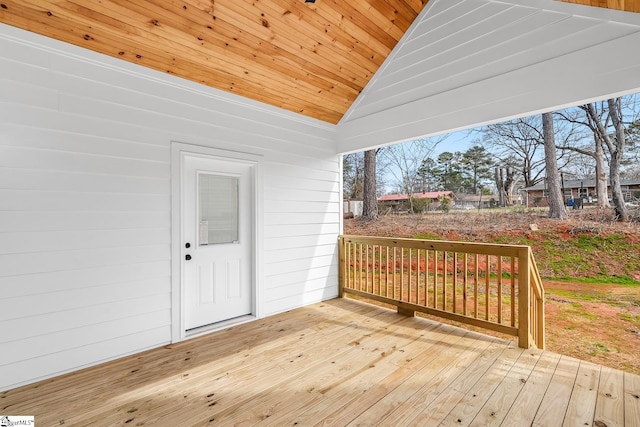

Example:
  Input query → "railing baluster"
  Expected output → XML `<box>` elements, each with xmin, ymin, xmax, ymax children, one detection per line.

<box><xmin>407</xmin><ymin>248</ymin><xmax>412</xmax><ymax>303</ymax></box>
<box><xmin>365</xmin><ymin>243</ymin><xmax>368</xmax><ymax>292</ymax></box>
<box><xmin>425</xmin><ymin>249</ymin><xmax>430</xmax><ymax>307</ymax></box>
<box><xmin>511</xmin><ymin>257</ymin><xmax>516</xmax><ymax>327</ymax></box>
<box><xmin>474</xmin><ymin>253</ymin><xmax>479</xmax><ymax>319</ymax></box>
<box><xmin>378</xmin><ymin>245</ymin><xmax>383</xmax><ymax>296</ymax></box>
<box><xmin>416</xmin><ymin>249</ymin><xmax>421</xmax><ymax>305</ymax></box>
<box><xmin>433</xmin><ymin>251</ymin><xmax>438</xmax><ymax>309</ymax></box>
<box><xmin>485</xmin><ymin>254</ymin><xmax>490</xmax><ymax>321</ymax></box>
<box><xmin>347</xmin><ymin>241</ymin><xmax>352</xmax><ymax>290</ymax></box>
<box><xmin>463</xmin><ymin>253</ymin><xmax>468</xmax><ymax>316</ymax></box>
<box><xmin>392</xmin><ymin>245</ymin><xmax>397</xmax><ymax>300</ymax></box>
<box><xmin>498</xmin><ymin>256</ymin><xmax>503</xmax><ymax>325</ymax></box>
<box><xmin>385</xmin><ymin>246</ymin><xmax>390</xmax><ymax>298</ymax></box>
<box><xmin>400</xmin><ymin>247</ymin><xmax>405</xmax><ymax>302</ymax></box>
<box><xmin>442</xmin><ymin>251</ymin><xmax>447</xmax><ymax>311</ymax></box>
<box><xmin>452</xmin><ymin>252</ymin><xmax>458</xmax><ymax>314</ymax></box>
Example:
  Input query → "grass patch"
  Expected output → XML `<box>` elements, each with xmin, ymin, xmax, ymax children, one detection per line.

<box><xmin>589</xmin><ymin>342</ymin><xmax>611</xmax><ymax>356</ymax></box>
<box><xmin>550</xmin><ymin>288</ymin><xmax>617</xmax><ymax>304</ymax></box>
<box><xmin>619</xmin><ymin>313</ymin><xmax>640</xmax><ymax>324</ymax></box>
<box><xmin>547</xmin><ymin>276</ymin><xmax>640</xmax><ymax>286</ymax></box>
<box><xmin>565</xmin><ymin>303</ymin><xmax>600</xmax><ymax>320</ymax></box>
<box><xmin>549</xmin><ymin>289</ymin><xmax>604</xmax><ymax>302</ymax></box>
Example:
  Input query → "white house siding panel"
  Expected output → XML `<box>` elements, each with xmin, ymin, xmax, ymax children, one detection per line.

<box><xmin>339</xmin><ymin>0</ymin><xmax>640</xmax><ymax>152</ymax></box>
<box><xmin>0</xmin><ymin>24</ymin><xmax>340</xmax><ymax>391</ymax></box>
<box><xmin>262</xmin><ymin>159</ymin><xmax>341</xmax><ymax>314</ymax></box>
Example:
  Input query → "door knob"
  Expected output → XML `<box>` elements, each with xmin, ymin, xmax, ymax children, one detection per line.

<box><xmin>185</xmin><ymin>242</ymin><xmax>191</xmax><ymax>248</ymax></box>
<box><xmin>185</xmin><ymin>254</ymin><xmax>192</xmax><ymax>261</ymax></box>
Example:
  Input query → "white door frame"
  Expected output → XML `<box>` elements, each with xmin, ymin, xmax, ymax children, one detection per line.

<box><xmin>170</xmin><ymin>141</ymin><xmax>262</xmax><ymax>342</ymax></box>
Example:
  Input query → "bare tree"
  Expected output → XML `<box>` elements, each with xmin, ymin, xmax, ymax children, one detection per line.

<box><xmin>624</xmin><ymin>119</ymin><xmax>640</xmax><ymax>179</ymax></box>
<box><xmin>494</xmin><ymin>164</ymin><xmax>518</xmax><ymax>207</ymax></box>
<box><xmin>343</xmin><ymin>152</ymin><xmax>363</xmax><ymax>200</ymax></box>
<box><xmin>362</xmin><ymin>149</ymin><xmax>378</xmax><ymax>220</ymax></box>
<box><xmin>606</xmin><ymin>98</ymin><xmax>628</xmax><ymax>221</ymax></box>
<box><xmin>570</xmin><ymin>99</ymin><xmax>630</xmax><ymax>220</ymax></box>
<box><xmin>556</xmin><ymin>104</ymin><xmax>611</xmax><ymax>208</ymax></box>
<box><xmin>481</xmin><ymin>116</ymin><xmax>546</xmax><ymax>188</ymax></box>
<box><xmin>481</xmin><ymin>115</ymin><xmax>574</xmax><ymax>191</ymax></box>
<box><xmin>542</xmin><ymin>112</ymin><xmax>568</xmax><ymax>219</ymax></box>
<box><xmin>382</xmin><ymin>137</ymin><xmax>444</xmax><ymax>212</ymax></box>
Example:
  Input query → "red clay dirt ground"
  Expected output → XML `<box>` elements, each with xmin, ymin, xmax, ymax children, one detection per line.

<box><xmin>344</xmin><ymin>208</ymin><xmax>640</xmax><ymax>375</ymax></box>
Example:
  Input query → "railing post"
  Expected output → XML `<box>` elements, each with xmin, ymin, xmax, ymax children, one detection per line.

<box><xmin>338</xmin><ymin>236</ymin><xmax>345</xmax><ymax>298</ymax></box>
<box><xmin>518</xmin><ymin>247</ymin><xmax>531</xmax><ymax>349</ymax></box>
<box><xmin>531</xmin><ymin>252</ymin><xmax>546</xmax><ymax>349</ymax></box>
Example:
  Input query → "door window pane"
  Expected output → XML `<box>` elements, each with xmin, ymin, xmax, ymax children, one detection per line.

<box><xmin>198</xmin><ymin>173</ymin><xmax>239</xmax><ymax>245</ymax></box>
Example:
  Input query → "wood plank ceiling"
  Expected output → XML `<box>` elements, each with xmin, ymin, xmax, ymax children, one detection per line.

<box><xmin>0</xmin><ymin>0</ymin><xmax>427</xmax><ymax>124</ymax></box>
<box><xmin>0</xmin><ymin>0</ymin><xmax>638</xmax><ymax>124</ymax></box>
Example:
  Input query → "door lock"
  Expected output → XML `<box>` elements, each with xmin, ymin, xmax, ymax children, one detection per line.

<box><xmin>185</xmin><ymin>254</ymin><xmax>192</xmax><ymax>261</ymax></box>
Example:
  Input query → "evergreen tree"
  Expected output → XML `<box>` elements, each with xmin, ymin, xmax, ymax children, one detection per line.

<box><xmin>461</xmin><ymin>145</ymin><xmax>494</xmax><ymax>194</ymax></box>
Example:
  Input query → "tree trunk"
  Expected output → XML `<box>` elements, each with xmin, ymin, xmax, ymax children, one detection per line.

<box><xmin>494</xmin><ymin>167</ymin><xmax>506</xmax><ymax>207</ymax></box>
<box><xmin>504</xmin><ymin>166</ymin><xmax>515</xmax><ymax>206</ymax></box>
<box><xmin>542</xmin><ymin>113</ymin><xmax>568</xmax><ymax>219</ymax></box>
<box><xmin>607</xmin><ymin>98</ymin><xmax>628</xmax><ymax>221</ymax></box>
<box><xmin>594</xmin><ymin>134</ymin><xmax>610</xmax><ymax>208</ymax></box>
<box><xmin>362</xmin><ymin>149</ymin><xmax>378</xmax><ymax>220</ymax></box>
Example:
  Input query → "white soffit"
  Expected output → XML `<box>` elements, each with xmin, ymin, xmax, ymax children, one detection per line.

<box><xmin>337</xmin><ymin>0</ymin><xmax>640</xmax><ymax>153</ymax></box>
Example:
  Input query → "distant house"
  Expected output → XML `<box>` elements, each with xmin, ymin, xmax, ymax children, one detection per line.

<box><xmin>378</xmin><ymin>191</ymin><xmax>454</xmax><ymax>212</ymax></box>
<box><xmin>454</xmin><ymin>194</ymin><xmax>498</xmax><ymax>209</ymax></box>
<box><xmin>343</xmin><ymin>200</ymin><xmax>363</xmax><ymax>218</ymax></box>
<box><xmin>523</xmin><ymin>179</ymin><xmax>640</xmax><ymax>207</ymax></box>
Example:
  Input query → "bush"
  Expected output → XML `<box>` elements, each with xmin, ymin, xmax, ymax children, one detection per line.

<box><xmin>411</xmin><ymin>197</ymin><xmax>431</xmax><ymax>213</ymax></box>
<box><xmin>438</xmin><ymin>196</ymin><xmax>451</xmax><ymax>213</ymax></box>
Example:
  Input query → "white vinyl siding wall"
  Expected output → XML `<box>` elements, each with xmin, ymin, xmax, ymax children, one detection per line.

<box><xmin>339</xmin><ymin>0</ymin><xmax>640</xmax><ymax>152</ymax></box>
<box><xmin>0</xmin><ymin>24</ymin><xmax>340</xmax><ymax>391</ymax></box>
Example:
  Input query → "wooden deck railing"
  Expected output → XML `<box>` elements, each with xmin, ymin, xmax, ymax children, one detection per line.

<box><xmin>338</xmin><ymin>235</ymin><xmax>545</xmax><ymax>349</ymax></box>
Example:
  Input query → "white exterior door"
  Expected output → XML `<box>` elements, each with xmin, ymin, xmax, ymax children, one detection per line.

<box><xmin>182</xmin><ymin>153</ymin><xmax>253</xmax><ymax>330</ymax></box>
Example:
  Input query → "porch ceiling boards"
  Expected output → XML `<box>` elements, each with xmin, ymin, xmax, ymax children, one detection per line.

<box><xmin>0</xmin><ymin>0</ymin><xmax>427</xmax><ymax>124</ymax></box>
<box><xmin>1</xmin><ymin>1</ymin><xmax>639</xmax><ymax>126</ymax></box>
<box><xmin>5</xmin><ymin>298</ymin><xmax>640</xmax><ymax>426</ymax></box>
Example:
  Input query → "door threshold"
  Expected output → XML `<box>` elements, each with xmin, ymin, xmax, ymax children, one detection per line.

<box><xmin>185</xmin><ymin>315</ymin><xmax>256</xmax><ymax>339</ymax></box>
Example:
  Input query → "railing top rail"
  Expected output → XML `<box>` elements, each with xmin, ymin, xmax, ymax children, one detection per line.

<box><xmin>340</xmin><ymin>235</ymin><xmax>530</xmax><ymax>257</ymax></box>
<box><xmin>529</xmin><ymin>251</ymin><xmax>545</xmax><ymax>298</ymax></box>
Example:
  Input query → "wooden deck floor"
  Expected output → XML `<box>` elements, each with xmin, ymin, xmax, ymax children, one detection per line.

<box><xmin>3</xmin><ymin>298</ymin><xmax>640</xmax><ymax>426</ymax></box>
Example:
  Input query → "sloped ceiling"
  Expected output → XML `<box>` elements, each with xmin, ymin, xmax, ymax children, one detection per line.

<box><xmin>0</xmin><ymin>0</ymin><xmax>427</xmax><ymax>124</ymax></box>
<box><xmin>0</xmin><ymin>0</ymin><xmax>638</xmax><ymax>125</ymax></box>
<box><xmin>339</xmin><ymin>0</ymin><xmax>640</xmax><ymax>152</ymax></box>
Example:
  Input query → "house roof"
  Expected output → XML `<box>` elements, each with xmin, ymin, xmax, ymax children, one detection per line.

<box><xmin>524</xmin><ymin>178</ymin><xmax>640</xmax><ymax>191</ymax></box>
<box><xmin>378</xmin><ymin>191</ymin><xmax>453</xmax><ymax>201</ymax></box>
<box><xmin>0</xmin><ymin>0</ymin><xmax>638</xmax><ymax>125</ymax></box>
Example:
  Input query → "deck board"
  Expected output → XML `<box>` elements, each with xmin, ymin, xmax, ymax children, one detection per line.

<box><xmin>625</xmin><ymin>372</ymin><xmax>640</xmax><ymax>426</ymax></box>
<box><xmin>467</xmin><ymin>348</ymin><xmax>543</xmax><ymax>426</ymax></box>
<box><xmin>501</xmin><ymin>350</ymin><xmax>561</xmax><ymax>426</ymax></box>
<box><xmin>563</xmin><ymin>361</ymin><xmax>601</xmax><ymax>426</ymax></box>
<box><xmin>595</xmin><ymin>366</ymin><xmax>625</xmax><ymax>427</ymax></box>
<box><xmin>2</xmin><ymin>298</ymin><xmax>640</xmax><ymax>426</ymax></box>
